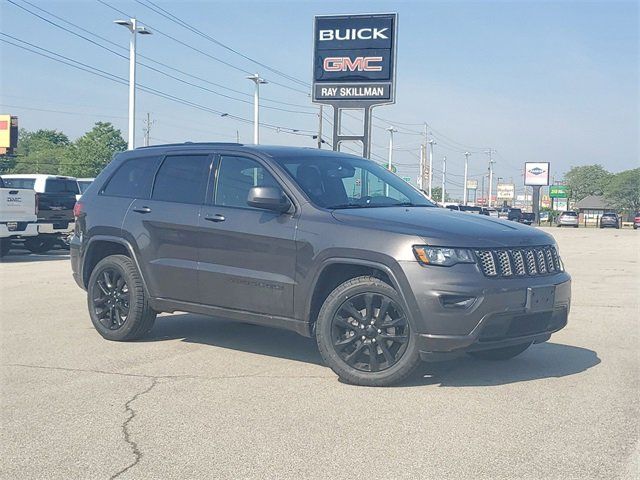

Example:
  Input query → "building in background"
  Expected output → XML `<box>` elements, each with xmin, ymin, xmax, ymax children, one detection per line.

<box><xmin>0</xmin><ymin>115</ymin><xmax>18</xmax><ymax>156</ymax></box>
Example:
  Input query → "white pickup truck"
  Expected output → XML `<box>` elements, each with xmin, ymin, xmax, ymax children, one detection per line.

<box><xmin>0</xmin><ymin>176</ymin><xmax>38</xmax><ymax>257</ymax></box>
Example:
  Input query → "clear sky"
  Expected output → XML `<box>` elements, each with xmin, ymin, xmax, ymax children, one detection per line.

<box><xmin>1</xmin><ymin>0</ymin><xmax>638</xmax><ymax>198</ymax></box>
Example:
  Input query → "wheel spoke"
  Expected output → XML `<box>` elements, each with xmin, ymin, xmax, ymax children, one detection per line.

<box><xmin>344</xmin><ymin>342</ymin><xmax>366</xmax><ymax>364</ymax></box>
<box><xmin>334</xmin><ymin>316</ymin><xmax>356</xmax><ymax>331</ymax></box>
<box><xmin>116</xmin><ymin>275</ymin><xmax>125</xmax><ymax>290</ymax></box>
<box><xmin>379</xmin><ymin>333</ymin><xmax>408</xmax><ymax>344</ymax></box>
<box><xmin>96</xmin><ymin>280</ymin><xmax>109</xmax><ymax>296</ymax></box>
<box><xmin>375</xmin><ymin>298</ymin><xmax>391</xmax><ymax>324</ymax></box>
<box><xmin>368</xmin><ymin>344</ymin><xmax>379</xmax><ymax>372</ymax></box>
<box><xmin>380</xmin><ymin>316</ymin><xmax>406</xmax><ymax>329</ymax></box>
<box><xmin>363</xmin><ymin>293</ymin><xmax>374</xmax><ymax>322</ymax></box>
<box><xmin>378</xmin><ymin>341</ymin><xmax>395</xmax><ymax>364</ymax></box>
<box><xmin>341</xmin><ymin>302</ymin><xmax>364</xmax><ymax>322</ymax></box>
<box><xmin>103</xmin><ymin>271</ymin><xmax>113</xmax><ymax>289</ymax></box>
<box><xmin>334</xmin><ymin>335</ymin><xmax>358</xmax><ymax>350</ymax></box>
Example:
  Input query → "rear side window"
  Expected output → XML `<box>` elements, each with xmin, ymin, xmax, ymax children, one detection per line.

<box><xmin>152</xmin><ymin>154</ymin><xmax>211</xmax><ymax>204</ymax></box>
<box><xmin>46</xmin><ymin>178</ymin><xmax>79</xmax><ymax>194</ymax></box>
<box><xmin>103</xmin><ymin>156</ymin><xmax>161</xmax><ymax>199</ymax></box>
<box><xmin>2</xmin><ymin>178</ymin><xmax>35</xmax><ymax>189</ymax></box>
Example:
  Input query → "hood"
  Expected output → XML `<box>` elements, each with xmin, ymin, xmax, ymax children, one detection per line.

<box><xmin>331</xmin><ymin>207</ymin><xmax>555</xmax><ymax>248</ymax></box>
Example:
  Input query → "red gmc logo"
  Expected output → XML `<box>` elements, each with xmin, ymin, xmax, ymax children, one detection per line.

<box><xmin>323</xmin><ymin>56</ymin><xmax>383</xmax><ymax>72</ymax></box>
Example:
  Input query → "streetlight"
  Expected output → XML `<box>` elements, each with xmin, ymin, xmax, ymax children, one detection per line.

<box><xmin>246</xmin><ymin>73</ymin><xmax>267</xmax><ymax>144</ymax></box>
<box><xmin>115</xmin><ymin>18</ymin><xmax>152</xmax><ymax>150</ymax></box>
<box><xmin>427</xmin><ymin>138</ymin><xmax>436</xmax><ymax>198</ymax></box>
<box><xmin>463</xmin><ymin>151</ymin><xmax>471</xmax><ymax>205</ymax></box>
<box><xmin>386</xmin><ymin>127</ymin><xmax>397</xmax><ymax>196</ymax></box>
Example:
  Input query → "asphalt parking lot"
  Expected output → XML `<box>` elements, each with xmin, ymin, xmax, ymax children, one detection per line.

<box><xmin>1</xmin><ymin>227</ymin><xmax>638</xmax><ymax>480</ymax></box>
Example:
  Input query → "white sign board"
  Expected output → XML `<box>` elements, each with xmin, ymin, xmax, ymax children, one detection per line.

<box><xmin>496</xmin><ymin>183</ymin><xmax>515</xmax><ymax>199</ymax></box>
<box><xmin>466</xmin><ymin>179</ymin><xmax>478</xmax><ymax>190</ymax></box>
<box><xmin>524</xmin><ymin>162</ymin><xmax>550</xmax><ymax>186</ymax></box>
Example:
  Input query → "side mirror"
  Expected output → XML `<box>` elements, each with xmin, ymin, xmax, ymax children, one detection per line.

<box><xmin>247</xmin><ymin>186</ymin><xmax>291</xmax><ymax>213</ymax></box>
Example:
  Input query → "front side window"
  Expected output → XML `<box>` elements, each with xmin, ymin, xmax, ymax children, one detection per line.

<box><xmin>103</xmin><ymin>156</ymin><xmax>161</xmax><ymax>199</ymax></box>
<box><xmin>215</xmin><ymin>155</ymin><xmax>280</xmax><ymax>208</ymax></box>
<box><xmin>152</xmin><ymin>154</ymin><xmax>212</xmax><ymax>204</ymax></box>
<box><xmin>273</xmin><ymin>153</ymin><xmax>434</xmax><ymax>209</ymax></box>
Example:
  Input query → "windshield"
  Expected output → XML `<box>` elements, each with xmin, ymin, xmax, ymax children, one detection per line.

<box><xmin>272</xmin><ymin>153</ymin><xmax>435</xmax><ymax>209</ymax></box>
<box><xmin>562</xmin><ymin>211</ymin><xmax>577</xmax><ymax>216</ymax></box>
<box><xmin>78</xmin><ymin>180</ymin><xmax>93</xmax><ymax>194</ymax></box>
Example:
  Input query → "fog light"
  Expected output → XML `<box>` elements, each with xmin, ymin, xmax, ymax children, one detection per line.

<box><xmin>440</xmin><ymin>295</ymin><xmax>476</xmax><ymax>309</ymax></box>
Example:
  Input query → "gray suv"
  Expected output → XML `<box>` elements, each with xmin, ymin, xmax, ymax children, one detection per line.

<box><xmin>71</xmin><ymin>144</ymin><xmax>571</xmax><ymax>386</ymax></box>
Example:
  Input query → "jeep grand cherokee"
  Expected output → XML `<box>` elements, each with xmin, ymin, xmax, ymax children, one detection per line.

<box><xmin>71</xmin><ymin>144</ymin><xmax>571</xmax><ymax>386</ymax></box>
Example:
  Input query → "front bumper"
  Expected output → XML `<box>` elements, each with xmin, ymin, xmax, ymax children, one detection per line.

<box><xmin>399</xmin><ymin>261</ymin><xmax>571</xmax><ymax>357</ymax></box>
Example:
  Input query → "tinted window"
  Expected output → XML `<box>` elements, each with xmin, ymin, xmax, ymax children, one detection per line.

<box><xmin>46</xmin><ymin>178</ymin><xmax>79</xmax><ymax>194</ymax></box>
<box><xmin>78</xmin><ymin>180</ymin><xmax>93</xmax><ymax>194</ymax></box>
<box><xmin>273</xmin><ymin>153</ymin><xmax>433</xmax><ymax>209</ymax></box>
<box><xmin>103</xmin><ymin>156</ymin><xmax>161</xmax><ymax>199</ymax></box>
<box><xmin>562</xmin><ymin>212</ymin><xmax>577</xmax><ymax>217</ymax></box>
<box><xmin>215</xmin><ymin>155</ymin><xmax>279</xmax><ymax>208</ymax></box>
<box><xmin>2</xmin><ymin>178</ymin><xmax>35</xmax><ymax>189</ymax></box>
<box><xmin>152</xmin><ymin>154</ymin><xmax>211</xmax><ymax>204</ymax></box>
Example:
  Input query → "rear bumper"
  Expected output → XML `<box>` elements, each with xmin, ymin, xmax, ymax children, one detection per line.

<box><xmin>38</xmin><ymin>222</ymin><xmax>75</xmax><ymax>235</ymax></box>
<box><xmin>0</xmin><ymin>222</ymin><xmax>39</xmax><ymax>238</ymax></box>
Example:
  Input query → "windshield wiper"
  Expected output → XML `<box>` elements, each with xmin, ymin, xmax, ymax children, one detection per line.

<box><xmin>328</xmin><ymin>203</ymin><xmax>371</xmax><ymax>209</ymax></box>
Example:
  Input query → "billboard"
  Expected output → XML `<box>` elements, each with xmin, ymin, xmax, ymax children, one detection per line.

<box><xmin>466</xmin><ymin>179</ymin><xmax>478</xmax><ymax>190</ymax></box>
<box><xmin>312</xmin><ymin>13</ymin><xmax>397</xmax><ymax>105</ymax></box>
<box><xmin>524</xmin><ymin>162</ymin><xmax>550</xmax><ymax>186</ymax></box>
<box><xmin>549</xmin><ymin>185</ymin><xmax>568</xmax><ymax>198</ymax></box>
<box><xmin>496</xmin><ymin>183</ymin><xmax>515</xmax><ymax>200</ymax></box>
<box><xmin>0</xmin><ymin>115</ymin><xmax>18</xmax><ymax>155</ymax></box>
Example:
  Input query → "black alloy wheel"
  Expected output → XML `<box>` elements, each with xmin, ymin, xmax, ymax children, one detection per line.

<box><xmin>91</xmin><ymin>267</ymin><xmax>130</xmax><ymax>330</ymax></box>
<box><xmin>331</xmin><ymin>292</ymin><xmax>409</xmax><ymax>373</ymax></box>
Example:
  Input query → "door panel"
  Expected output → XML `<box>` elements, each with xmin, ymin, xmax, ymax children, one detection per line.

<box><xmin>198</xmin><ymin>154</ymin><xmax>297</xmax><ymax>317</ymax></box>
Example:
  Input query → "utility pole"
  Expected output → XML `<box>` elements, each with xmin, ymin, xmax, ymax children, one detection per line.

<box><xmin>246</xmin><ymin>73</ymin><xmax>267</xmax><ymax>144</ymax></box>
<box><xmin>142</xmin><ymin>112</ymin><xmax>155</xmax><ymax>147</ymax></box>
<box><xmin>236</xmin><ymin>130</ymin><xmax>240</xmax><ymax>143</ymax></box>
<box><xmin>386</xmin><ymin>127</ymin><xmax>397</xmax><ymax>196</ymax></box>
<box><xmin>427</xmin><ymin>138</ymin><xmax>436</xmax><ymax>198</ymax></box>
<box><xmin>317</xmin><ymin>105</ymin><xmax>324</xmax><ymax>149</ymax></box>
<box><xmin>463</xmin><ymin>151</ymin><xmax>471</xmax><ymax>205</ymax></box>
<box><xmin>114</xmin><ymin>18</ymin><xmax>152</xmax><ymax>150</ymax></box>
<box><xmin>441</xmin><ymin>155</ymin><xmax>447</xmax><ymax>204</ymax></box>
<box><xmin>419</xmin><ymin>143</ymin><xmax>427</xmax><ymax>191</ymax></box>
<box><xmin>486</xmin><ymin>148</ymin><xmax>496</xmax><ymax>207</ymax></box>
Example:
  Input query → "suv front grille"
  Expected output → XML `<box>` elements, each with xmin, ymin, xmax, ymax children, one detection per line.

<box><xmin>475</xmin><ymin>245</ymin><xmax>562</xmax><ymax>278</ymax></box>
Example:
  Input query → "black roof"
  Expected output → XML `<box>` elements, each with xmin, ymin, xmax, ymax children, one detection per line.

<box><xmin>131</xmin><ymin>142</ymin><xmax>362</xmax><ymax>159</ymax></box>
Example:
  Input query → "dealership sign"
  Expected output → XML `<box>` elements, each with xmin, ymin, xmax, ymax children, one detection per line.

<box><xmin>466</xmin><ymin>179</ymin><xmax>478</xmax><ymax>190</ymax></box>
<box><xmin>524</xmin><ymin>162</ymin><xmax>550</xmax><ymax>186</ymax></box>
<box><xmin>313</xmin><ymin>13</ymin><xmax>397</xmax><ymax>105</ymax></box>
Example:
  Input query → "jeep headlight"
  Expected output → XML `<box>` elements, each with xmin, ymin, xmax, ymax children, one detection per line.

<box><xmin>413</xmin><ymin>246</ymin><xmax>475</xmax><ymax>267</ymax></box>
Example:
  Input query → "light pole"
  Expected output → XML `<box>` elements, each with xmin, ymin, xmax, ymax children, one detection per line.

<box><xmin>427</xmin><ymin>138</ymin><xmax>436</xmax><ymax>198</ymax></box>
<box><xmin>386</xmin><ymin>127</ymin><xmax>397</xmax><ymax>196</ymax></box>
<box><xmin>463</xmin><ymin>151</ymin><xmax>471</xmax><ymax>205</ymax></box>
<box><xmin>486</xmin><ymin>149</ymin><xmax>495</xmax><ymax>207</ymax></box>
<box><xmin>441</xmin><ymin>155</ymin><xmax>447</xmax><ymax>204</ymax></box>
<box><xmin>114</xmin><ymin>18</ymin><xmax>152</xmax><ymax>150</ymax></box>
<box><xmin>246</xmin><ymin>73</ymin><xmax>267</xmax><ymax>144</ymax></box>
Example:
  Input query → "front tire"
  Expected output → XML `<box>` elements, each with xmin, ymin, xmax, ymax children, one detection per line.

<box><xmin>468</xmin><ymin>342</ymin><xmax>532</xmax><ymax>361</ymax></box>
<box><xmin>87</xmin><ymin>254</ymin><xmax>156</xmax><ymax>341</ymax></box>
<box><xmin>315</xmin><ymin>276</ymin><xmax>421</xmax><ymax>386</ymax></box>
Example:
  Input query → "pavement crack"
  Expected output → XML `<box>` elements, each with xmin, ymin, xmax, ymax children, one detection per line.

<box><xmin>110</xmin><ymin>377</ymin><xmax>158</xmax><ymax>480</ymax></box>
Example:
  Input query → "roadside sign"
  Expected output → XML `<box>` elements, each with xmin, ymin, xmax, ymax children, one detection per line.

<box><xmin>524</xmin><ymin>162</ymin><xmax>550</xmax><ymax>186</ymax></box>
<box><xmin>466</xmin><ymin>179</ymin><xmax>478</xmax><ymax>190</ymax></box>
<box><xmin>402</xmin><ymin>176</ymin><xmax>411</xmax><ymax>183</ymax></box>
<box><xmin>312</xmin><ymin>13</ymin><xmax>397</xmax><ymax>106</ymax></box>
<box><xmin>496</xmin><ymin>183</ymin><xmax>515</xmax><ymax>200</ymax></box>
<box><xmin>549</xmin><ymin>185</ymin><xmax>568</xmax><ymax>198</ymax></box>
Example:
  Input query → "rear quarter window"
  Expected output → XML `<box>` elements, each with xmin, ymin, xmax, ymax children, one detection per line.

<box><xmin>102</xmin><ymin>156</ymin><xmax>162</xmax><ymax>199</ymax></box>
<box><xmin>1</xmin><ymin>178</ymin><xmax>36</xmax><ymax>189</ymax></box>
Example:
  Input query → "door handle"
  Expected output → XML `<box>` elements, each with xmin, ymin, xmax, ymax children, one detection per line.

<box><xmin>132</xmin><ymin>206</ymin><xmax>152</xmax><ymax>214</ymax></box>
<box><xmin>204</xmin><ymin>213</ymin><xmax>226</xmax><ymax>222</ymax></box>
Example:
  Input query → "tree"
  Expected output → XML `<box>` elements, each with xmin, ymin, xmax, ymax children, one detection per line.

<box><xmin>565</xmin><ymin>164</ymin><xmax>612</xmax><ymax>202</ymax></box>
<box><xmin>8</xmin><ymin>128</ymin><xmax>71</xmax><ymax>174</ymax></box>
<box><xmin>429</xmin><ymin>186</ymin><xmax>451</xmax><ymax>203</ymax></box>
<box><xmin>604</xmin><ymin>168</ymin><xmax>640</xmax><ymax>213</ymax></box>
<box><xmin>65</xmin><ymin>122</ymin><xmax>126</xmax><ymax>177</ymax></box>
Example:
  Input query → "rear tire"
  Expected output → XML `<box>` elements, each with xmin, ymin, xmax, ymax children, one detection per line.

<box><xmin>315</xmin><ymin>276</ymin><xmax>421</xmax><ymax>387</ymax></box>
<box><xmin>468</xmin><ymin>342</ymin><xmax>532</xmax><ymax>361</ymax></box>
<box><xmin>24</xmin><ymin>236</ymin><xmax>56</xmax><ymax>254</ymax></box>
<box><xmin>87</xmin><ymin>254</ymin><xmax>156</xmax><ymax>341</ymax></box>
<box><xmin>0</xmin><ymin>238</ymin><xmax>10</xmax><ymax>258</ymax></box>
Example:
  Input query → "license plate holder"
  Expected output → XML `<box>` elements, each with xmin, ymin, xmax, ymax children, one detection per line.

<box><xmin>526</xmin><ymin>285</ymin><xmax>556</xmax><ymax>312</ymax></box>
<box><xmin>7</xmin><ymin>221</ymin><xmax>17</xmax><ymax>231</ymax></box>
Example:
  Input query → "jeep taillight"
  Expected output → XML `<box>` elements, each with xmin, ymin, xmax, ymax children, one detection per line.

<box><xmin>73</xmin><ymin>201</ymin><xmax>83</xmax><ymax>218</ymax></box>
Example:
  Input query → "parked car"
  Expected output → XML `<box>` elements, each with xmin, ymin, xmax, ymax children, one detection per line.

<box><xmin>76</xmin><ymin>178</ymin><xmax>95</xmax><ymax>201</ymax></box>
<box><xmin>599</xmin><ymin>212</ymin><xmax>619</xmax><ymax>229</ymax></box>
<box><xmin>556</xmin><ymin>211</ymin><xmax>579</xmax><ymax>228</ymax></box>
<box><xmin>539</xmin><ymin>211</ymin><xmax>550</xmax><ymax>223</ymax></box>
<box><xmin>71</xmin><ymin>144</ymin><xmax>571</xmax><ymax>387</ymax></box>
<box><xmin>1</xmin><ymin>174</ymin><xmax>78</xmax><ymax>253</ymax></box>
<box><xmin>520</xmin><ymin>212</ymin><xmax>536</xmax><ymax>225</ymax></box>
<box><xmin>507</xmin><ymin>208</ymin><xmax>523</xmax><ymax>222</ymax></box>
<box><xmin>634</xmin><ymin>212</ymin><xmax>640</xmax><ymax>230</ymax></box>
<box><xmin>480</xmin><ymin>207</ymin><xmax>498</xmax><ymax>217</ymax></box>
<box><xmin>497</xmin><ymin>207</ymin><xmax>509</xmax><ymax>219</ymax></box>
<box><xmin>446</xmin><ymin>205</ymin><xmax>482</xmax><ymax>214</ymax></box>
<box><xmin>0</xmin><ymin>176</ymin><xmax>39</xmax><ymax>257</ymax></box>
